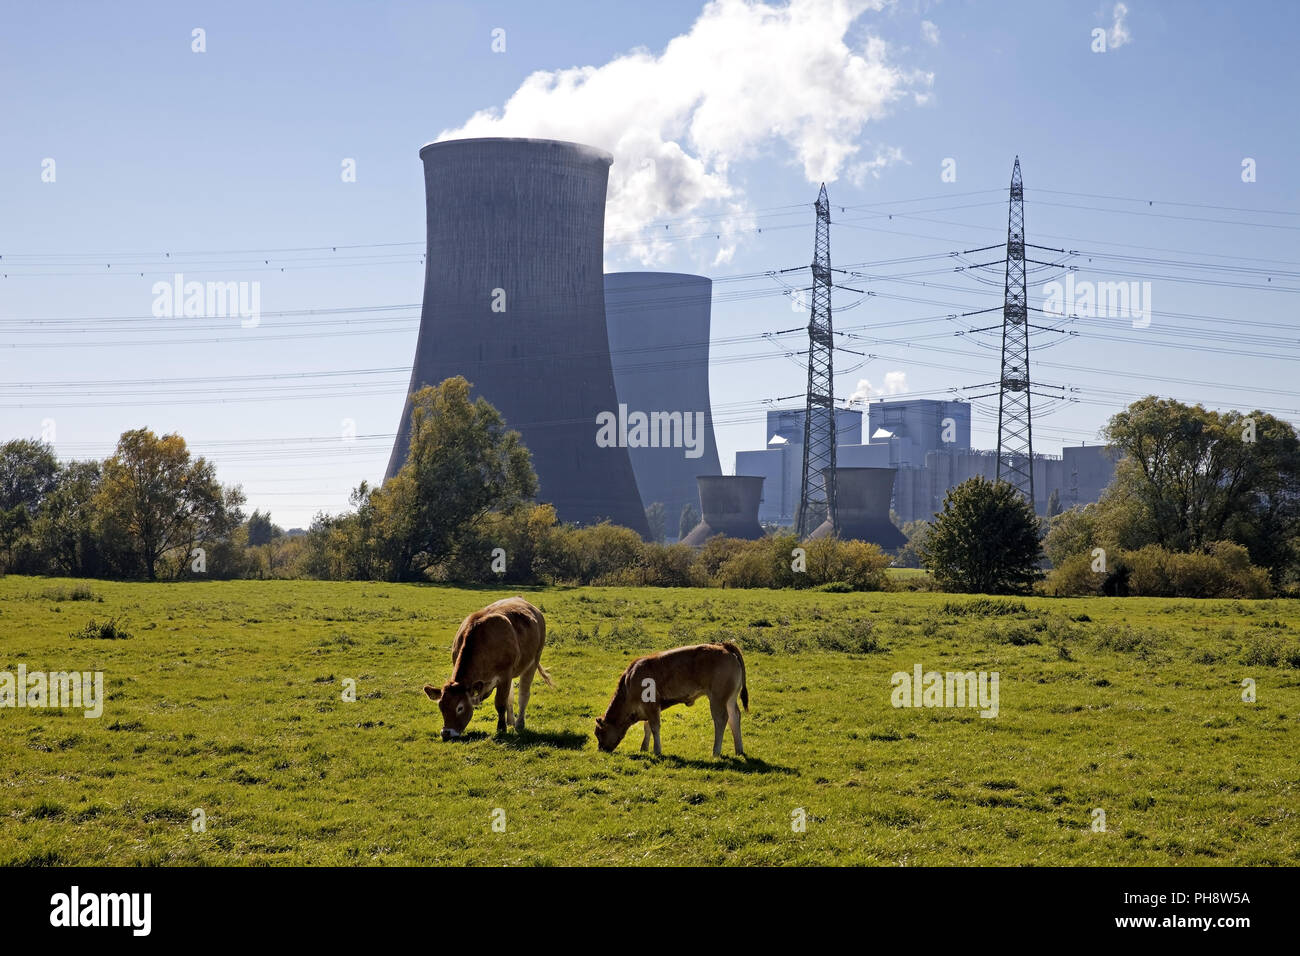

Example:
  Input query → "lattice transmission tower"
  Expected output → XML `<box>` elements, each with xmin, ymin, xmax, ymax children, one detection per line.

<box><xmin>996</xmin><ymin>156</ymin><xmax>1034</xmax><ymax>503</ymax></box>
<box><xmin>796</xmin><ymin>184</ymin><xmax>837</xmax><ymax>537</ymax></box>
<box><xmin>959</xmin><ymin>157</ymin><xmax>1069</xmax><ymax>511</ymax></box>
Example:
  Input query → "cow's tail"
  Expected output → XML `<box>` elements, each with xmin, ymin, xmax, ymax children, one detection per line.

<box><xmin>530</xmin><ymin>602</ymin><xmax>554</xmax><ymax>688</ymax></box>
<box><xmin>721</xmin><ymin>641</ymin><xmax>748</xmax><ymax>711</ymax></box>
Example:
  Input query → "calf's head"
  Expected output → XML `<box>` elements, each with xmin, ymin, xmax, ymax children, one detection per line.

<box><xmin>423</xmin><ymin>680</ymin><xmax>484</xmax><ymax>740</ymax></box>
<box><xmin>594</xmin><ymin>715</ymin><xmax>631</xmax><ymax>753</ymax></box>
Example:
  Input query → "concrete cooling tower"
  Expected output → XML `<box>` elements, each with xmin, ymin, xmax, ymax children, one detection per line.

<box><xmin>681</xmin><ymin>476</ymin><xmax>765</xmax><ymax>546</ymax></box>
<box><xmin>387</xmin><ymin>137</ymin><xmax>648</xmax><ymax>536</ymax></box>
<box><xmin>604</xmin><ymin>272</ymin><xmax>722</xmax><ymax>532</ymax></box>
<box><xmin>808</xmin><ymin>467</ymin><xmax>906</xmax><ymax>550</ymax></box>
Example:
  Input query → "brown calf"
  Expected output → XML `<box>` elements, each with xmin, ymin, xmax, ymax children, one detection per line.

<box><xmin>423</xmin><ymin>597</ymin><xmax>552</xmax><ymax>740</ymax></box>
<box><xmin>594</xmin><ymin>642</ymin><xmax>748</xmax><ymax>757</ymax></box>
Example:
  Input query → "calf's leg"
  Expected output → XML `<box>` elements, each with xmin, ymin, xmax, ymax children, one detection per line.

<box><xmin>516</xmin><ymin>665</ymin><xmax>535</xmax><ymax>732</ymax></box>
<box><xmin>640</xmin><ymin>722</ymin><xmax>652</xmax><ymax>751</ymax></box>
<box><xmin>727</xmin><ymin>698</ymin><xmax>744</xmax><ymax>756</ymax></box>
<box><xmin>493</xmin><ymin>682</ymin><xmax>510</xmax><ymax>735</ymax></box>
<box><xmin>709</xmin><ymin>696</ymin><xmax>729</xmax><ymax>757</ymax></box>
<box><xmin>648</xmin><ymin>710</ymin><xmax>662</xmax><ymax>756</ymax></box>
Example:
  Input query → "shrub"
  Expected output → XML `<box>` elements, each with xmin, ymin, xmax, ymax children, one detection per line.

<box><xmin>715</xmin><ymin>547</ymin><xmax>776</xmax><ymax>589</ymax></box>
<box><xmin>1040</xmin><ymin>552</ymin><xmax>1102</xmax><ymax>597</ymax></box>
<box><xmin>41</xmin><ymin>584</ymin><xmax>100</xmax><ymax>602</ymax></box>
<box><xmin>940</xmin><ymin>598</ymin><xmax>1029</xmax><ymax>617</ymax></box>
<box><xmin>634</xmin><ymin>542</ymin><xmax>702</xmax><ymax>588</ymax></box>
<box><xmin>799</xmin><ymin>537</ymin><xmax>890</xmax><ymax>591</ymax></box>
<box><xmin>813</xmin><ymin>619</ymin><xmax>883</xmax><ymax>653</ymax></box>
<box><xmin>694</xmin><ymin>536</ymin><xmax>750</xmax><ymax>581</ymax></box>
<box><xmin>997</xmin><ymin>623</ymin><xmax>1041</xmax><ymax>646</ymax></box>
<box><xmin>1124</xmin><ymin>543</ymin><xmax>1269</xmax><ymax>599</ymax></box>
<box><xmin>72</xmin><ymin>617</ymin><xmax>131</xmax><ymax>640</ymax></box>
<box><xmin>921</xmin><ymin>476</ymin><xmax>1043</xmax><ymax>594</ymax></box>
<box><xmin>1045</xmin><ymin>542</ymin><xmax>1272</xmax><ymax>599</ymax></box>
<box><xmin>1094</xmin><ymin>624</ymin><xmax>1163</xmax><ymax>657</ymax></box>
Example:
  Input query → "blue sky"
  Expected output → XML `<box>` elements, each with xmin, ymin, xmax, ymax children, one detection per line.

<box><xmin>3</xmin><ymin>0</ymin><xmax>1297</xmax><ymax>528</ymax></box>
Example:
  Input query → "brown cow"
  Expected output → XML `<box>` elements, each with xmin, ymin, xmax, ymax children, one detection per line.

<box><xmin>423</xmin><ymin>597</ymin><xmax>552</xmax><ymax>740</ymax></box>
<box><xmin>594</xmin><ymin>642</ymin><xmax>748</xmax><ymax>757</ymax></box>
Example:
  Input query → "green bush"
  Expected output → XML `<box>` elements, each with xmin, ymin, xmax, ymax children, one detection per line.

<box><xmin>40</xmin><ymin>584</ymin><xmax>100</xmax><ymax>602</ymax></box>
<box><xmin>1039</xmin><ymin>551</ymin><xmax>1102</xmax><ymax>597</ymax></box>
<box><xmin>633</xmin><ymin>542</ymin><xmax>702</xmax><ymax>588</ymax></box>
<box><xmin>72</xmin><ymin>617</ymin><xmax>131</xmax><ymax>640</ymax></box>
<box><xmin>715</xmin><ymin>546</ymin><xmax>777</xmax><ymax>589</ymax></box>
<box><xmin>940</xmin><ymin>598</ymin><xmax>1030</xmax><ymax>617</ymax></box>
<box><xmin>1045</xmin><ymin>542</ymin><xmax>1272</xmax><ymax>599</ymax></box>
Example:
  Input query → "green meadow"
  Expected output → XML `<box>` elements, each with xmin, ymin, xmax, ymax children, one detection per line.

<box><xmin>2</xmin><ymin>577</ymin><xmax>1297</xmax><ymax>866</ymax></box>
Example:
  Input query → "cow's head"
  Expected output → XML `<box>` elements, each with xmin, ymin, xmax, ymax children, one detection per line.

<box><xmin>594</xmin><ymin>714</ymin><xmax>631</xmax><ymax>753</ymax></box>
<box><xmin>423</xmin><ymin>680</ymin><xmax>484</xmax><ymax>740</ymax></box>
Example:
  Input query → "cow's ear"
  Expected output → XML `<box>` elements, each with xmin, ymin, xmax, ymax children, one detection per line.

<box><xmin>471</xmin><ymin>680</ymin><xmax>485</xmax><ymax>699</ymax></box>
<box><xmin>423</xmin><ymin>685</ymin><xmax>442</xmax><ymax>701</ymax></box>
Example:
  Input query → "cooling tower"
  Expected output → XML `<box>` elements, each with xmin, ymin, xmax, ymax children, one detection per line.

<box><xmin>604</xmin><ymin>272</ymin><xmax>722</xmax><ymax>533</ymax></box>
<box><xmin>386</xmin><ymin>137</ymin><xmax>648</xmax><ymax>536</ymax></box>
<box><xmin>681</xmin><ymin>476</ymin><xmax>765</xmax><ymax>546</ymax></box>
<box><xmin>809</xmin><ymin>467</ymin><xmax>906</xmax><ymax>550</ymax></box>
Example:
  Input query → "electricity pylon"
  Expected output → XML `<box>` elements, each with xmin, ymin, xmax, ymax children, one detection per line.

<box><xmin>996</xmin><ymin>156</ymin><xmax>1034</xmax><ymax>504</ymax></box>
<box><xmin>796</xmin><ymin>184</ymin><xmax>837</xmax><ymax>537</ymax></box>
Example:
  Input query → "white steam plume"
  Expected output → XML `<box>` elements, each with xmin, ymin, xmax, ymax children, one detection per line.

<box><xmin>438</xmin><ymin>0</ymin><xmax>931</xmax><ymax>265</ymax></box>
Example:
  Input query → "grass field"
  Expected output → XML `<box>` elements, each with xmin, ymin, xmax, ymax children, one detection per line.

<box><xmin>3</xmin><ymin>576</ymin><xmax>1298</xmax><ymax>866</ymax></box>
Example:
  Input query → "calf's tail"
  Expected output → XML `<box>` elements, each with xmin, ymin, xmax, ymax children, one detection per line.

<box><xmin>720</xmin><ymin>641</ymin><xmax>749</xmax><ymax>711</ymax></box>
<box><xmin>536</xmin><ymin>661</ymin><xmax>555</xmax><ymax>688</ymax></box>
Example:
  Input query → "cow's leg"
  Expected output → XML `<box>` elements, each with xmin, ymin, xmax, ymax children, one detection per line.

<box><xmin>516</xmin><ymin>666</ymin><xmax>535</xmax><ymax>733</ymax></box>
<box><xmin>640</xmin><ymin>721</ymin><xmax>652</xmax><ymax>751</ymax></box>
<box><xmin>727</xmin><ymin>697</ymin><xmax>744</xmax><ymax>756</ymax></box>
<box><xmin>493</xmin><ymin>682</ymin><xmax>510</xmax><ymax>735</ymax></box>
<box><xmin>709</xmin><ymin>696</ymin><xmax>729</xmax><ymax>757</ymax></box>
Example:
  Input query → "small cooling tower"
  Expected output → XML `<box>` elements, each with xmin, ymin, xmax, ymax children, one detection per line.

<box><xmin>681</xmin><ymin>475</ymin><xmax>766</xmax><ymax>546</ymax></box>
<box><xmin>808</xmin><ymin>467</ymin><xmax>906</xmax><ymax>550</ymax></box>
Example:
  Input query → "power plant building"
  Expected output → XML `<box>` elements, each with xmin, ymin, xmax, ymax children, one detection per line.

<box><xmin>736</xmin><ymin>409</ymin><xmax>866</xmax><ymax>525</ymax></box>
<box><xmin>736</xmin><ymin>398</ymin><xmax>1116</xmax><ymax>530</ymax></box>
<box><xmin>605</xmin><ymin>272</ymin><xmax>722</xmax><ymax>532</ymax></box>
<box><xmin>387</xmin><ymin>137</ymin><xmax>648</xmax><ymax>536</ymax></box>
<box><xmin>868</xmin><ymin>399</ymin><xmax>971</xmax><ymax>466</ymax></box>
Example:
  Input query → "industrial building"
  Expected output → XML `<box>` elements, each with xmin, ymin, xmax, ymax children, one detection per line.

<box><xmin>868</xmin><ymin>399</ymin><xmax>972</xmax><ymax>467</ymax></box>
<box><xmin>891</xmin><ymin>444</ymin><xmax>1118</xmax><ymax>522</ymax></box>
<box><xmin>604</xmin><ymin>272</ymin><xmax>722</xmax><ymax>532</ymax></box>
<box><xmin>736</xmin><ymin>398</ymin><xmax>1117</xmax><ymax>530</ymax></box>
<box><xmin>386</xmin><ymin>137</ymin><xmax>648</xmax><ymax>536</ymax></box>
<box><xmin>737</xmin><ymin>409</ymin><xmax>870</xmax><ymax>525</ymax></box>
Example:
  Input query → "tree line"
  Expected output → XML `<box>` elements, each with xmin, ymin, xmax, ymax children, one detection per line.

<box><xmin>3</xmin><ymin>380</ymin><xmax>1296</xmax><ymax>596</ymax></box>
